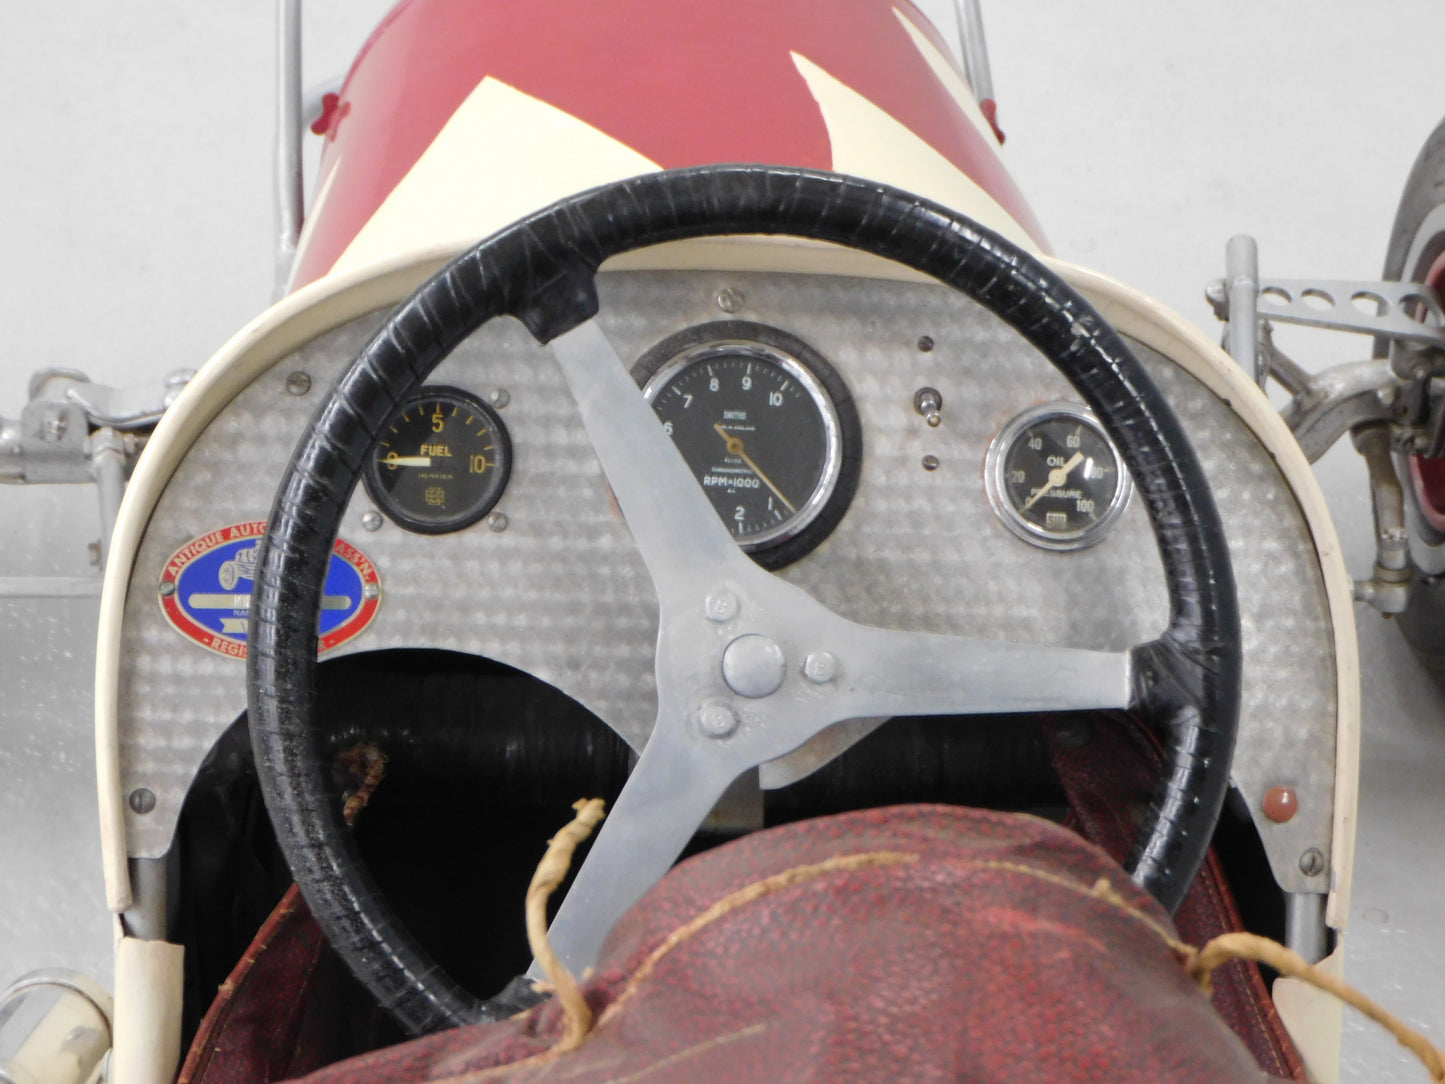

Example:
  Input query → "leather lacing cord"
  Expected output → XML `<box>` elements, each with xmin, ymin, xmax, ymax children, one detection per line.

<box><xmin>514</xmin><ymin>801</ymin><xmax>1445</xmax><ymax>1084</ymax></box>
<box><xmin>524</xmin><ymin>798</ymin><xmax>607</xmax><ymax>1053</ymax></box>
<box><xmin>1073</xmin><ymin>877</ymin><xmax>1445</xmax><ymax>1082</ymax></box>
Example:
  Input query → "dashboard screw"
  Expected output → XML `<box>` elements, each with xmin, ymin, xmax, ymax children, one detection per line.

<box><xmin>922</xmin><ymin>454</ymin><xmax>941</xmax><ymax>472</ymax></box>
<box><xmin>488</xmin><ymin>388</ymin><xmax>510</xmax><ymax>409</ymax></box>
<box><xmin>698</xmin><ymin>703</ymin><xmax>738</xmax><ymax>738</ymax></box>
<box><xmin>487</xmin><ymin>512</ymin><xmax>509</xmax><ymax>533</ymax></box>
<box><xmin>361</xmin><ymin>511</ymin><xmax>383</xmax><ymax>532</ymax></box>
<box><xmin>285</xmin><ymin>371</ymin><xmax>312</xmax><ymax>396</ymax></box>
<box><xmin>363</xmin><ymin>583</ymin><xmax>380</xmax><ymax>600</ymax></box>
<box><xmin>916</xmin><ymin>335</ymin><xmax>935</xmax><ymax>352</ymax></box>
<box><xmin>158</xmin><ymin>580</ymin><xmax>175</xmax><ymax>597</ymax></box>
<box><xmin>716</xmin><ymin>287</ymin><xmax>745</xmax><ymax>314</ymax></box>
<box><xmin>129</xmin><ymin>788</ymin><xmax>156</xmax><ymax>814</ymax></box>
<box><xmin>803</xmin><ymin>651</ymin><xmax>837</xmax><ymax>684</ymax></box>
<box><xmin>1298</xmin><ymin>847</ymin><xmax>1325</xmax><ymax>877</ymax></box>
<box><xmin>706</xmin><ymin>591</ymin><xmax>739</xmax><ymax>622</ymax></box>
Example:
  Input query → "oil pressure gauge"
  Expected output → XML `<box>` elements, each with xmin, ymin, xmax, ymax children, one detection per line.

<box><xmin>985</xmin><ymin>402</ymin><xmax>1132</xmax><ymax>551</ymax></box>
<box><xmin>363</xmin><ymin>386</ymin><xmax>512</xmax><ymax>534</ymax></box>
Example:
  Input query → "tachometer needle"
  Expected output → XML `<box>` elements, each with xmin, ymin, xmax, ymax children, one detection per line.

<box><xmin>1022</xmin><ymin>451</ymin><xmax>1084</xmax><ymax>511</ymax></box>
<box><xmin>713</xmin><ymin>423</ymin><xmax>797</xmax><ymax>514</ymax></box>
<box><xmin>383</xmin><ymin>455</ymin><xmax>432</xmax><ymax>468</ymax></box>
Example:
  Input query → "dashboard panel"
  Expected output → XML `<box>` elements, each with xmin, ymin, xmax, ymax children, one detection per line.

<box><xmin>114</xmin><ymin>268</ymin><xmax>1338</xmax><ymax>895</ymax></box>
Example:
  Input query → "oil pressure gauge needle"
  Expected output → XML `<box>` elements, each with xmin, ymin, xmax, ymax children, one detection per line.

<box><xmin>1022</xmin><ymin>451</ymin><xmax>1084</xmax><ymax>511</ymax></box>
<box><xmin>713</xmin><ymin>423</ymin><xmax>797</xmax><ymax>514</ymax></box>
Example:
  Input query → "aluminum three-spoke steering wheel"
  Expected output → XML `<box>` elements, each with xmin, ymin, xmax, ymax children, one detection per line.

<box><xmin>247</xmin><ymin>165</ymin><xmax>1241</xmax><ymax>1036</ymax></box>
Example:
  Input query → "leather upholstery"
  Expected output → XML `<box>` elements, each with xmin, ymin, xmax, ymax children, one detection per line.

<box><xmin>186</xmin><ymin>805</ymin><xmax>1286</xmax><ymax>1083</ymax></box>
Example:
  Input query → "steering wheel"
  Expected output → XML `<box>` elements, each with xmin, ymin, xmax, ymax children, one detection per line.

<box><xmin>247</xmin><ymin>166</ymin><xmax>1241</xmax><ymax>1036</ymax></box>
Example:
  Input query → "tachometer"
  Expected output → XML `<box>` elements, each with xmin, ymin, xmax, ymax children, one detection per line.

<box><xmin>363</xmin><ymin>386</ymin><xmax>512</xmax><ymax>534</ymax></box>
<box><xmin>633</xmin><ymin>322</ymin><xmax>861</xmax><ymax>568</ymax></box>
<box><xmin>985</xmin><ymin>402</ymin><xmax>1132</xmax><ymax>551</ymax></box>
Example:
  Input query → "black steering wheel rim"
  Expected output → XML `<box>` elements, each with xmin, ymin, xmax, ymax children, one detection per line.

<box><xmin>247</xmin><ymin>165</ymin><xmax>1241</xmax><ymax>1036</ymax></box>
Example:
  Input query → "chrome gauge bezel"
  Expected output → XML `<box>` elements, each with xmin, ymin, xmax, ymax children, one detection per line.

<box><xmin>633</xmin><ymin>321</ymin><xmax>861</xmax><ymax>569</ymax></box>
<box><xmin>984</xmin><ymin>401</ymin><xmax>1134</xmax><ymax>552</ymax></box>
<box><xmin>362</xmin><ymin>385</ymin><xmax>513</xmax><ymax>535</ymax></box>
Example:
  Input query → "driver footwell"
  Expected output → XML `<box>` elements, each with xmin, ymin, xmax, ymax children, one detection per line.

<box><xmin>170</xmin><ymin>650</ymin><xmax>1298</xmax><ymax>1078</ymax></box>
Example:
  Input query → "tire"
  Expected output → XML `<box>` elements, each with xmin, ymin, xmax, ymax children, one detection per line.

<box><xmin>1381</xmin><ymin>115</ymin><xmax>1445</xmax><ymax>289</ymax></box>
<box><xmin>1383</xmin><ymin>115</ymin><xmax>1445</xmax><ymax>682</ymax></box>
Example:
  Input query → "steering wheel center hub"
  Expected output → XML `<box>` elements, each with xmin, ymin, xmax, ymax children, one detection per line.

<box><xmin>721</xmin><ymin>633</ymin><xmax>788</xmax><ymax>698</ymax></box>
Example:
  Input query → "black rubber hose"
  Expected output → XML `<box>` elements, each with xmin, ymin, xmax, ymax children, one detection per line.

<box><xmin>248</xmin><ymin>165</ymin><xmax>1240</xmax><ymax>1034</ymax></box>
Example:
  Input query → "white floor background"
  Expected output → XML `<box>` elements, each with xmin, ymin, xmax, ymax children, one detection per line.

<box><xmin>0</xmin><ymin>3</ymin><xmax>1441</xmax><ymax>1080</ymax></box>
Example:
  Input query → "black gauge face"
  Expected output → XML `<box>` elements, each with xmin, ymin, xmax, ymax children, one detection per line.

<box><xmin>363</xmin><ymin>386</ymin><xmax>512</xmax><ymax>534</ymax></box>
<box><xmin>985</xmin><ymin>402</ymin><xmax>1132</xmax><ymax>551</ymax></box>
<box><xmin>634</xmin><ymin>322</ymin><xmax>861</xmax><ymax>569</ymax></box>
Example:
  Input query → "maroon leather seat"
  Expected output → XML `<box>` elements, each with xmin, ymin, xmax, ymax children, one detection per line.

<box><xmin>185</xmin><ymin>804</ymin><xmax>1299</xmax><ymax>1084</ymax></box>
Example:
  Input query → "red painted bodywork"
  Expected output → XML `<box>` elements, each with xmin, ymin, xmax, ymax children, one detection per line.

<box><xmin>291</xmin><ymin>0</ymin><xmax>1048</xmax><ymax>289</ymax></box>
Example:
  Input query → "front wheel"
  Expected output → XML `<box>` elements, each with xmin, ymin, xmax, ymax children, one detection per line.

<box><xmin>1383</xmin><ymin>114</ymin><xmax>1445</xmax><ymax>682</ymax></box>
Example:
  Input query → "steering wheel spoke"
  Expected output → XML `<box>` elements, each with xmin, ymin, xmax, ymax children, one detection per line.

<box><xmin>823</xmin><ymin>624</ymin><xmax>1134</xmax><ymax>719</ymax></box>
<box><xmin>548</xmin><ymin>319</ymin><xmax>759</xmax><ymax>602</ymax></box>
<box><xmin>526</xmin><ymin>716</ymin><xmax>747</xmax><ymax>981</ymax></box>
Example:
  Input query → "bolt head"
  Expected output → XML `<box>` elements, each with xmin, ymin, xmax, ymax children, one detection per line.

<box><xmin>361</xmin><ymin>511</ymin><xmax>383</xmax><ymax>532</ymax></box>
<box><xmin>916</xmin><ymin>335</ymin><xmax>935</xmax><ymax>353</ymax></box>
<box><xmin>158</xmin><ymin>580</ymin><xmax>176</xmax><ymax>597</ymax></box>
<box><xmin>487</xmin><ymin>512</ymin><xmax>509</xmax><ymax>533</ymax></box>
<box><xmin>705</xmin><ymin>591</ymin><xmax>739</xmax><ymax>622</ymax></box>
<box><xmin>363</xmin><ymin>583</ymin><xmax>381</xmax><ymax>600</ymax></box>
<box><xmin>722</xmin><ymin>634</ymin><xmax>787</xmax><ymax>698</ymax></box>
<box><xmin>489</xmin><ymin>388</ymin><xmax>511</xmax><ymax>409</ymax></box>
<box><xmin>285</xmin><ymin>371</ymin><xmax>312</xmax><ymax>397</ymax></box>
<box><xmin>803</xmin><ymin>651</ymin><xmax>837</xmax><ymax>684</ymax></box>
<box><xmin>716</xmin><ymin>287</ymin><xmax>745</xmax><ymax>314</ymax></box>
<box><xmin>697</xmin><ymin>703</ymin><xmax>738</xmax><ymax>738</ymax></box>
<box><xmin>129</xmin><ymin>788</ymin><xmax>156</xmax><ymax>814</ymax></box>
<box><xmin>922</xmin><ymin>455</ymin><xmax>941</xmax><ymax>472</ymax></box>
<box><xmin>1298</xmin><ymin>847</ymin><xmax>1326</xmax><ymax>877</ymax></box>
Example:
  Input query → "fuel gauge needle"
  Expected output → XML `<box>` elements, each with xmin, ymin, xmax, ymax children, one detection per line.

<box><xmin>713</xmin><ymin>423</ymin><xmax>797</xmax><ymax>514</ymax></box>
<box><xmin>1022</xmin><ymin>451</ymin><xmax>1084</xmax><ymax>511</ymax></box>
<box><xmin>382</xmin><ymin>455</ymin><xmax>432</xmax><ymax>468</ymax></box>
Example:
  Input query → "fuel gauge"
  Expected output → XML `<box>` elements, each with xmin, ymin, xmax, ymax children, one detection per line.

<box><xmin>363</xmin><ymin>386</ymin><xmax>512</xmax><ymax>534</ymax></box>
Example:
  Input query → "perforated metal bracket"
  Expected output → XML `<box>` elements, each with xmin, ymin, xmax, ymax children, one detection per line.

<box><xmin>1247</xmin><ymin>278</ymin><xmax>1445</xmax><ymax>347</ymax></box>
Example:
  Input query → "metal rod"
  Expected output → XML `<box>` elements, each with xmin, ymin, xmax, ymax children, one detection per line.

<box><xmin>122</xmin><ymin>858</ymin><xmax>168</xmax><ymax>943</ymax></box>
<box><xmin>90</xmin><ymin>427</ymin><xmax>126</xmax><ymax>570</ymax></box>
<box><xmin>0</xmin><ymin>577</ymin><xmax>102</xmax><ymax>599</ymax></box>
<box><xmin>1225</xmin><ymin>235</ymin><xmax>1263</xmax><ymax>387</ymax></box>
<box><xmin>1284</xmin><ymin>892</ymin><xmax>1328</xmax><ymax>964</ymax></box>
<box><xmin>274</xmin><ymin>0</ymin><xmax>304</xmax><ymax>294</ymax></box>
<box><xmin>952</xmin><ymin>0</ymin><xmax>994</xmax><ymax>102</ymax></box>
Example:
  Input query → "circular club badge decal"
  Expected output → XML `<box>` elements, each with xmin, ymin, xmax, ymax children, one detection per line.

<box><xmin>159</xmin><ymin>521</ymin><xmax>380</xmax><ymax>660</ymax></box>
